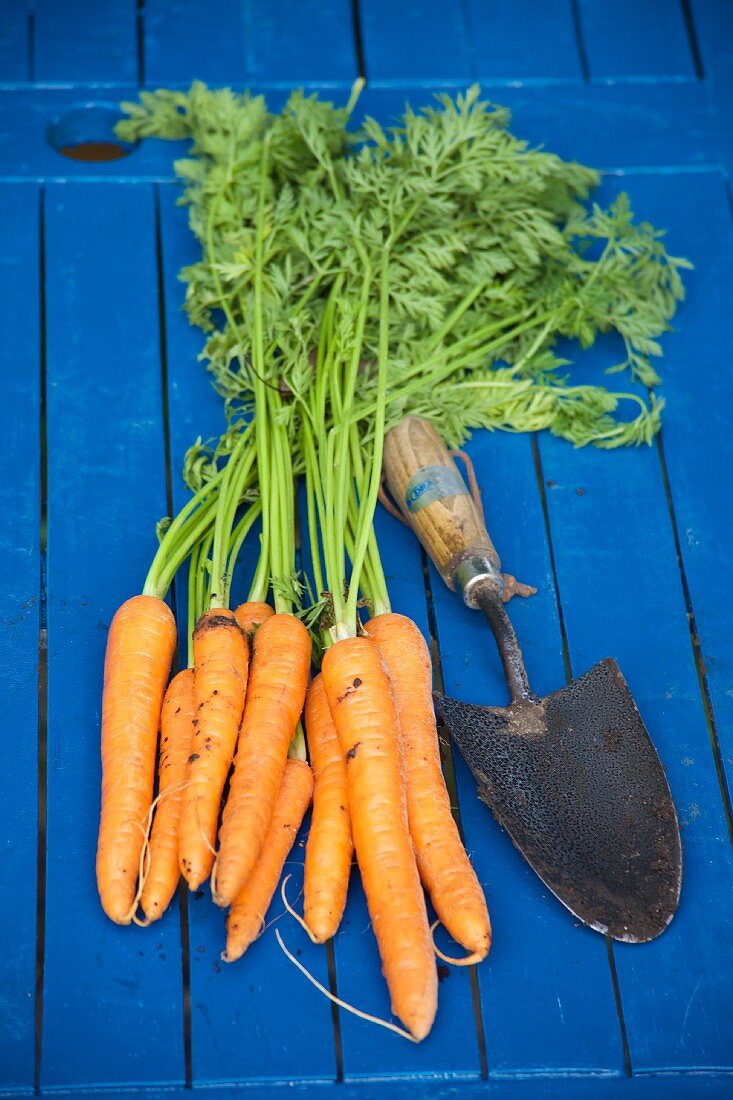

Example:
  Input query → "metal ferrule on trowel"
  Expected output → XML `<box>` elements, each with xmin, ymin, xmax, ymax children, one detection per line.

<box><xmin>382</xmin><ymin>415</ymin><xmax>682</xmax><ymax>944</ymax></box>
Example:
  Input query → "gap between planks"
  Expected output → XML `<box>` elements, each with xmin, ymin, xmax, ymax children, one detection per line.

<box><xmin>34</xmin><ymin>184</ymin><xmax>48</xmax><ymax>1095</ymax></box>
<box><xmin>459</xmin><ymin>0</ymin><xmax>477</xmax><ymax>82</ymax></box>
<box><xmin>27</xmin><ymin>8</ymin><xmax>35</xmax><ymax>84</ymax></box>
<box><xmin>680</xmin><ymin>0</ymin><xmax>705</xmax><ymax>80</ymax></box>
<box><xmin>419</xmin><ymin>548</ymin><xmax>489</xmax><ymax>1080</ymax></box>
<box><xmin>569</xmin><ymin>0</ymin><xmax>591</xmax><ymax>83</ymax></box>
<box><xmin>530</xmin><ymin>435</ymin><xmax>633</xmax><ymax>1077</ymax></box>
<box><xmin>153</xmin><ymin>182</ymin><xmax>193</xmax><ymax>1086</ymax></box>
<box><xmin>136</xmin><ymin>0</ymin><xmax>145</xmax><ymax>88</ymax></box>
<box><xmin>350</xmin><ymin>0</ymin><xmax>367</xmax><ymax>83</ymax></box>
<box><xmin>652</xmin><ymin>429</ymin><xmax>733</xmax><ymax>845</ymax></box>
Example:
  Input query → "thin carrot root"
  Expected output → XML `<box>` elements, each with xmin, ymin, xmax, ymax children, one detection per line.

<box><xmin>234</xmin><ymin>601</ymin><xmax>274</xmax><ymax>635</ymax></box>
<box><xmin>179</xmin><ymin>608</ymin><xmax>248</xmax><ymax>890</ymax></box>
<box><xmin>223</xmin><ymin>759</ymin><xmax>313</xmax><ymax>962</ymax></box>
<box><xmin>212</xmin><ymin>614</ymin><xmax>311</xmax><ymax>908</ymax></box>
<box><xmin>322</xmin><ymin>636</ymin><xmax>438</xmax><ymax>1043</ymax></box>
<box><xmin>367</xmin><ymin>613</ymin><xmax>491</xmax><ymax>961</ymax></box>
<box><xmin>97</xmin><ymin>594</ymin><xmax>176</xmax><ymax>924</ymax></box>
<box><xmin>275</xmin><ymin>928</ymin><xmax>417</xmax><ymax>1043</ymax></box>
<box><xmin>132</xmin><ymin>775</ymin><xmax>196</xmax><ymax>927</ymax></box>
<box><xmin>280</xmin><ymin>874</ymin><xmax>319</xmax><ymax>943</ymax></box>
<box><xmin>140</xmin><ymin>668</ymin><xmax>196</xmax><ymax>922</ymax></box>
<box><xmin>128</xmin><ymin>817</ymin><xmax>154</xmax><ymax>927</ymax></box>
<box><xmin>303</xmin><ymin>675</ymin><xmax>353</xmax><ymax>943</ymax></box>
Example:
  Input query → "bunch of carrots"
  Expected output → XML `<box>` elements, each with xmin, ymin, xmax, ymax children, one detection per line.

<box><xmin>96</xmin><ymin>369</ymin><xmax>489</xmax><ymax>1043</ymax></box>
<box><xmin>96</xmin><ymin>82</ymin><xmax>688</xmax><ymax>1041</ymax></box>
<box><xmin>96</xmin><ymin>173</ymin><xmax>493</xmax><ymax>1040</ymax></box>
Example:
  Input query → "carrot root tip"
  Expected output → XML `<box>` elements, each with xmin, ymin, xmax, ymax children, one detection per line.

<box><xmin>429</xmin><ymin>920</ymin><xmax>489</xmax><ymax>966</ymax></box>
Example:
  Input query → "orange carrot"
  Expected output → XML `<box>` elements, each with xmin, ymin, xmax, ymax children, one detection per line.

<box><xmin>321</xmin><ymin>636</ymin><xmax>437</xmax><ymax>1042</ymax></box>
<box><xmin>212</xmin><ymin>613</ymin><xmax>311</xmax><ymax>907</ymax></box>
<box><xmin>223</xmin><ymin>759</ymin><xmax>314</xmax><ymax>962</ymax></box>
<box><xmin>179</xmin><ymin>609</ymin><xmax>248</xmax><ymax>890</ymax></box>
<box><xmin>367</xmin><ymin>613</ymin><xmax>491</xmax><ymax>961</ymax></box>
<box><xmin>97</xmin><ymin>594</ymin><xmax>177</xmax><ymax>924</ymax></box>
<box><xmin>234</xmin><ymin>601</ymin><xmax>274</xmax><ymax>635</ymax></box>
<box><xmin>140</xmin><ymin>668</ymin><xmax>195</xmax><ymax>922</ymax></box>
<box><xmin>303</xmin><ymin>674</ymin><xmax>353</xmax><ymax>943</ymax></box>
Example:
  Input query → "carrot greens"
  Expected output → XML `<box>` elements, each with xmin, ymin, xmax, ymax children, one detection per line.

<box><xmin>118</xmin><ymin>81</ymin><xmax>691</xmax><ymax>630</ymax></box>
<box><xmin>118</xmin><ymin>83</ymin><xmax>688</xmax><ymax>463</ymax></box>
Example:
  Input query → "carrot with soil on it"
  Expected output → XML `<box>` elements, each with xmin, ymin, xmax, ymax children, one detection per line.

<box><xmin>139</xmin><ymin>666</ymin><xmax>195</xmax><ymax>921</ymax></box>
<box><xmin>234</xmin><ymin>601</ymin><xmax>274</xmax><ymax>635</ymax></box>
<box><xmin>211</xmin><ymin>149</ymin><xmax>313</xmax><ymax>909</ymax></box>
<box><xmin>138</xmin><ymin>526</ymin><xmax>219</xmax><ymax>922</ymax></box>
<box><xmin>321</xmin><ymin>636</ymin><xmax>437</xmax><ymax>1041</ymax></box>
<box><xmin>178</xmin><ymin>428</ymin><xmax>259</xmax><ymax>890</ymax></box>
<box><xmin>303</xmin><ymin>674</ymin><xmax>353</xmax><ymax>943</ymax></box>
<box><xmin>179</xmin><ymin>607</ymin><xmax>247</xmax><ymax>890</ymax></box>
<box><xmin>223</xmin><ymin>757</ymin><xmax>314</xmax><ymax>961</ymax></box>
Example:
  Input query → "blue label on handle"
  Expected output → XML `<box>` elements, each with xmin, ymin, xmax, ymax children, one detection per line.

<box><xmin>405</xmin><ymin>465</ymin><xmax>469</xmax><ymax>514</ymax></box>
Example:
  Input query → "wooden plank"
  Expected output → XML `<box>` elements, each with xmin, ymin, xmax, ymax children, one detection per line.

<box><xmin>145</xmin><ymin>0</ymin><xmax>356</xmax><ymax>87</ymax></box>
<box><xmin>0</xmin><ymin>183</ymin><xmax>39</xmax><ymax>1092</ymax></box>
<box><xmin>576</xmin><ymin>0</ymin><xmax>696</xmax><ymax>80</ymax></box>
<box><xmin>5</xmin><ymin>1072</ymin><xmax>733</xmax><ymax>1100</ymax></box>
<box><xmin>34</xmin><ymin>0</ymin><xmax>137</xmax><ymax>84</ymax></box>
<box><xmin>0</xmin><ymin>82</ymin><xmax>719</xmax><ymax>181</ymax></box>
<box><xmin>425</xmin><ymin>432</ymin><xmax>625</xmax><ymax>1075</ymax></box>
<box><xmin>536</xmin><ymin>174</ymin><xmax>733</xmax><ymax>1073</ymax></box>
<box><xmin>0</xmin><ymin>0</ymin><xmax>31</xmax><ymax>83</ymax></box>
<box><xmin>27</xmin><ymin>1071</ymin><xmax>733</xmax><ymax>1100</ymax></box>
<box><xmin>358</xmin><ymin>82</ymin><xmax>719</xmax><ymax>173</ymax></box>
<box><xmin>41</xmin><ymin>182</ymin><xmax>185</xmax><ymax>1089</ymax></box>
<box><xmin>468</xmin><ymin>0</ymin><xmax>583</xmax><ymax>83</ymax></box>
<box><xmin>144</xmin><ymin>0</ymin><xmax>246</xmax><ymax>86</ymax></box>
<box><xmin>329</xmin><ymin>508</ymin><xmax>482</xmax><ymax>1079</ymax></box>
<box><xmin>158</xmin><ymin>184</ymin><xmax>337</xmax><ymax>1084</ymax></box>
<box><xmin>359</xmin><ymin>0</ymin><xmax>471</xmax><ymax>83</ymax></box>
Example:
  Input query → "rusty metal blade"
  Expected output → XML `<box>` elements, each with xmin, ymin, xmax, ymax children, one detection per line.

<box><xmin>435</xmin><ymin>658</ymin><xmax>682</xmax><ymax>942</ymax></box>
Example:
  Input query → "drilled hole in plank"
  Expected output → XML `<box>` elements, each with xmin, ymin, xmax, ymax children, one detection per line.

<box><xmin>47</xmin><ymin>104</ymin><xmax>137</xmax><ymax>162</ymax></box>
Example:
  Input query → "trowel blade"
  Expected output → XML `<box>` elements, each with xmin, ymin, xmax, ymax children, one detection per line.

<box><xmin>436</xmin><ymin>658</ymin><xmax>682</xmax><ymax>942</ymax></box>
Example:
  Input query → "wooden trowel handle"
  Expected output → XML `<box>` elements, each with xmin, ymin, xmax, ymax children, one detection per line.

<box><xmin>382</xmin><ymin>416</ymin><xmax>505</xmax><ymax>605</ymax></box>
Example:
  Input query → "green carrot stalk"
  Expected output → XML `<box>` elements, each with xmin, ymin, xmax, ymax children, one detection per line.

<box><xmin>208</xmin><ymin>424</ymin><xmax>257</xmax><ymax>610</ymax></box>
<box><xmin>142</xmin><ymin>473</ymin><xmax>223</xmax><ymax>600</ymax></box>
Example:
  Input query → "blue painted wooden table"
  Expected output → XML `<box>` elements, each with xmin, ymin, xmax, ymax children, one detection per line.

<box><xmin>2</xmin><ymin>1</ymin><xmax>733</xmax><ymax>1096</ymax></box>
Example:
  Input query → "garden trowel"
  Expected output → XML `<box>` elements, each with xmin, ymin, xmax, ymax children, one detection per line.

<box><xmin>382</xmin><ymin>416</ymin><xmax>682</xmax><ymax>942</ymax></box>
